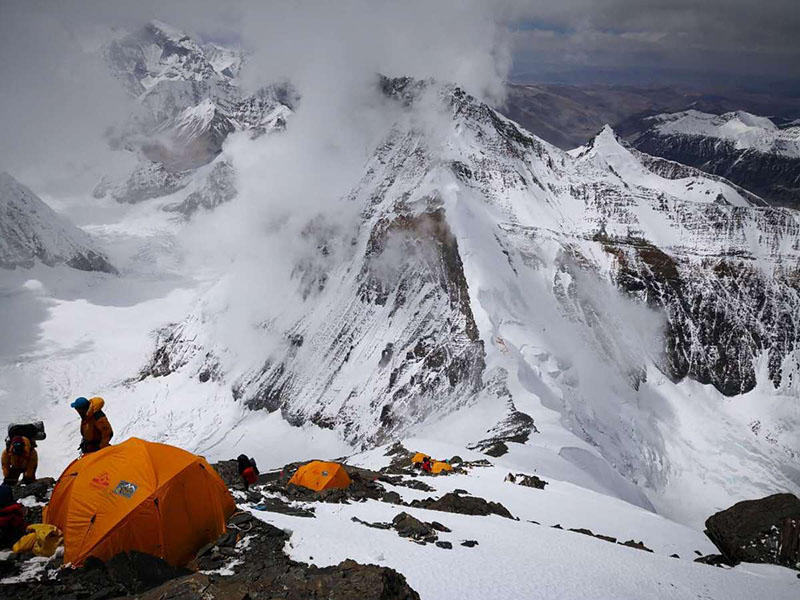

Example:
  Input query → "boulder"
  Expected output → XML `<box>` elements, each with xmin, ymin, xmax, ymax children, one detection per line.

<box><xmin>505</xmin><ymin>472</ymin><xmax>548</xmax><ymax>490</ymax></box>
<box><xmin>410</xmin><ymin>492</ymin><xmax>514</xmax><ymax>519</ymax></box>
<box><xmin>704</xmin><ymin>493</ymin><xmax>800</xmax><ymax>569</ymax></box>
<box><xmin>392</xmin><ymin>512</ymin><xmax>437</xmax><ymax>542</ymax></box>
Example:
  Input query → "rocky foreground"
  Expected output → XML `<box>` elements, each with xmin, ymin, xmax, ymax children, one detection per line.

<box><xmin>1</xmin><ymin>444</ymin><xmax>798</xmax><ymax>599</ymax></box>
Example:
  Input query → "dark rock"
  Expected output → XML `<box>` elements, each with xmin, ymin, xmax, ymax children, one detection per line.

<box><xmin>141</xmin><ymin>518</ymin><xmax>421</xmax><ymax>600</ymax></box>
<box><xmin>24</xmin><ymin>504</ymin><xmax>43</xmax><ymax>526</ymax></box>
<box><xmin>694</xmin><ymin>554</ymin><xmax>731</xmax><ymax>567</ymax></box>
<box><xmin>392</xmin><ymin>512</ymin><xmax>436</xmax><ymax>541</ymax></box>
<box><xmin>215</xmin><ymin>531</ymin><xmax>239</xmax><ymax>548</ymax></box>
<box><xmin>552</xmin><ymin>524</ymin><xmax>563</xmax><ymax>530</ymax></box>
<box><xmin>435</xmin><ymin>541</ymin><xmax>452</xmax><ymax>549</ymax></box>
<box><xmin>12</xmin><ymin>478</ymin><xmax>55</xmax><ymax>503</ymax></box>
<box><xmin>210</xmin><ymin>460</ymin><xmax>244</xmax><ymax>490</ymax></box>
<box><xmin>228</xmin><ymin>512</ymin><xmax>254</xmax><ymax>526</ymax></box>
<box><xmin>430</xmin><ymin>521</ymin><xmax>451</xmax><ymax>533</ymax></box>
<box><xmin>460</xmin><ymin>540</ymin><xmax>479</xmax><ymax>548</ymax></box>
<box><xmin>482</xmin><ymin>441</ymin><xmax>508</xmax><ymax>457</ymax></box>
<box><xmin>0</xmin><ymin>557</ymin><xmax>20</xmax><ymax>580</ymax></box>
<box><xmin>411</xmin><ymin>492</ymin><xmax>514</xmax><ymax>519</ymax></box>
<box><xmin>381</xmin><ymin>491</ymin><xmax>403</xmax><ymax>504</ymax></box>
<box><xmin>568</xmin><ymin>528</ymin><xmax>617</xmax><ymax>544</ymax></box>
<box><xmin>595</xmin><ymin>534</ymin><xmax>617</xmax><ymax>544</ymax></box>
<box><xmin>670</xmin><ymin>554</ymin><xmax>680</xmax><ymax>559</ymax></box>
<box><xmin>252</xmin><ymin>496</ymin><xmax>315</xmax><ymax>518</ymax></box>
<box><xmin>704</xmin><ymin>493</ymin><xmax>800</xmax><ymax>569</ymax></box>
<box><xmin>505</xmin><ymin>472</ymin><xmax>548</xmax><ymax>490</ymax></box>
<box><xmin>1</xmin><ymin>551</ymin><xmax>189</xmax><ymax>599</ymax></box>
<box><xmin>619</xmin><ymin>540</ymin><xmax>654</xmax><ymax>553</ymax></box>
<box><xmin>352</xmin><ymin>516</ymin><xmax>393</xmax><ymax>530</ymax></box>
<box><xmin>469</xmin><ymin>407</ymin><xmax>538</xmax><ymax>457</ymax></box>
<box><xmin>104</xmin><ymin>551</ymin><xmax>192</xmax><ymax>593</ymax></box>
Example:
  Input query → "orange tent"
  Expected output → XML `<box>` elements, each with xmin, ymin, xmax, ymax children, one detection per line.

<box><xmin>44</xmin><ymin>438</ymin><xmax>235</xmax><ymax>567</ymax></box>
<box><xmin>288</xmin><ymin>461</ymin><xmax>351</xmax><ymax>492</ymax></box>
<box><xmin>411</xmin><ymin>452</ymin><xmax>430</xmax><ymax>464</ymax></box>
<box><xmin>431</xmin><ymin>461</ymin><xmax>453</xmax><ymax>474</ymax></box>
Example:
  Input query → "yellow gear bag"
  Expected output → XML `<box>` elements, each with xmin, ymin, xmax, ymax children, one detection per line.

<box><xmin>12</xmin><ymin>523</ymin><xmax>63</xmax><ymax>557</ymax></box>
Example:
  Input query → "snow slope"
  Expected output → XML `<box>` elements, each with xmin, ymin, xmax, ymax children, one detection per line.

<box><xmin>0</xmin><ymin>172</ymin><xmax>115</xmax><ymax>273</ymax></box>
<box><xmin>249</xmin><ymin>441</ymin><xmax>800</xmax><ymax>600</ymax></box>
<box><xmin>117</xmin><ymin>79</ymin><xmax>799</xmax><ymax>526</ymax></box>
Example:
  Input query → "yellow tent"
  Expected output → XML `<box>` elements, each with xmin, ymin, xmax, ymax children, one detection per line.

<box><xmin>44</xmin><ymin>438</ymin><xmax>235</xmax><ymax>567</ymax></box>
<box><xmin>431</xmin><ymin>461</ymin><xmax>453</xmax><ymax>474</ymax></box>
<box><xmin>411</xmin><ymin>452</ymin><xmax>430</xmax><ymax>464</ymax></box>
<box><xmin>288</xmin><ymin>461</ymin><xmax>351</xmax><ymax>492</ymax></box>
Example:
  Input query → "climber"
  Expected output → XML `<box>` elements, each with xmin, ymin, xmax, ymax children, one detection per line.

<box><xmin>420</xmin><ymin>455</ymin><xmax>433</xmax><ymax>473</ymax></box>
<box><xmin>1</xmin><ymin>435</ymin><xmax>38</xmax><ymax>485</ymax></box>
<box><xmin>237</xmin><ymin>454</ymin><xmax>259</xmax><ymax>489</ymax></box>
<box><xmin>0</xmin><ymin>484</ymin><xmax>25</xmax><ymax>548</ymax></box>
<box><xmin>71</xmin><ymin>396</ymin><xmax>113</xmax><ymax>454</ymax></box>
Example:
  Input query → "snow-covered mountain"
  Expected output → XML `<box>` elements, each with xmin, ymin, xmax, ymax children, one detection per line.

<box><xmin>621</xmin><ymin>110</ymin><xmax>800</xmax><ymax>209</ymax></box>
<box><xmin>97</xmin><ymin>20</ymin><xmax>293</xmax><ymax>208</ymax></box>
<box><xmin>122</xmin><ymin>78</ymin><xmax>799</xmax><ymax>523</ymax></box>
<box><xmin>0</xmin><ymin>172</ymin><xmax>115</xmax><ymax>273</ymax></box>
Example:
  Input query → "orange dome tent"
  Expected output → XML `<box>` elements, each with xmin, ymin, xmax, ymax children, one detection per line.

<box><xmin>43</xmin><ymin>438</ymin><xmax>235</xmax><ymax>567</ymax></box>
<box><xmin>431</xmin><ymin>461</ymin><xmax>453</xmax><ymax>474</ymax></box>
<box><xmin>288</xmin><ymin>461</ymin><xmax>351</xmax><ymax>492</ymax></box>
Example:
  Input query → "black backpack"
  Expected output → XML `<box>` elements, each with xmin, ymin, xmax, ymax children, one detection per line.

<box><xmin>6</xmin><ymin>421</ymin><xmax>46</xmax><ymax>449</ymax></box>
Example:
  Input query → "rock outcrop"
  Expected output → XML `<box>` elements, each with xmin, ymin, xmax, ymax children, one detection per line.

<box><xmin>704</xmin><ymin>493</ymin><xmax>800</xmax><ymax>569</ymax></box>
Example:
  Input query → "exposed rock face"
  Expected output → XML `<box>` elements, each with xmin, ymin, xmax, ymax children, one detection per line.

<box><xmin>163</xmin><ymin>160</ymin><xmax>236</xmax><ymax>217</ymax></box>
<box><xmin>0</xmin><ymin>172</ymin><xmax>116</xmax><ymax>273</ymax></box>
<box><xmin>135</xmin><ymin>78</ymin><xmax>800</xmax><ymax>503</ymax></box>
<box><xmin>97</xmin><ymin>20</ymin><xmax>295</xmax><ymax>206</ymax></box>
<box><xmin>601</xmin><ymin>235</ymin><xmax>800</xmax><ymax>395</ymax></box>
<box><xmin>704</xmin><ymin>493</ymin><xmax>800</xmax><ymax>569</ymax></box>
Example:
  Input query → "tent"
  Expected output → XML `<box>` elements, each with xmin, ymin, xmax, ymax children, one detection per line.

<box><xmin>411</xmin><ymin>452</ymin><xmax>430</xmax><ymax>464</ymax></box>
<box><xmin>288</xmin><ymin>461</ymin><xmax>351</xmax><ymax>492</ymax></box>
<box><xmin>44</xmin><ymin>438</ymin><xmax>235</xmax><ymax>567</ymax></box>
<box><xmin>431</xmin><ymin>461</ymin><xmax>453</xmax><ymax>474</ymax></box>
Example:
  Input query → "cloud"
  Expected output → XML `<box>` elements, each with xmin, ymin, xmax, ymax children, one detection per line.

<box><xmin>506</xmin><ymin>0</ymin><xmax>800</xmax><ymax>89</ymax></box>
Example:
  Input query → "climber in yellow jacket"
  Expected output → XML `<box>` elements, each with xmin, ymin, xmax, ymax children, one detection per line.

<box><xmin>71</xmin><ymin>396</ymin><xmax>113</xmax><ymax>454</ymax></box>
<box><xmin>1</xmin><ymin>436</ymin><xmax>38</xmax><ymax>485</ymax></box>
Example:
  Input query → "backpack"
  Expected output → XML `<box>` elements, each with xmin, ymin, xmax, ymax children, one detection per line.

<box><xmin>6</xmin><ymin>422</ymin><xmax>46</xmax><ymax>450</ymax></box>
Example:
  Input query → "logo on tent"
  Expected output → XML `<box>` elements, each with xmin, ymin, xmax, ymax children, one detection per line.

<box><xmin>112</xmin><ymin>480</ymin><xmax>138</xmax><ymax>499</ymax></box>
<box><xmin>90</xmin><ymin>472</ymin><xmax>111</xmax><ymax>490</ymax></box>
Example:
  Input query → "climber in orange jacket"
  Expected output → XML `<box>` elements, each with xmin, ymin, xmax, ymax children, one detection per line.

<box><xmin>71</xmin><ymin>396</ymin><xmax>113</xmax><ymax>454</ymax></box>
<box><xmin>1</xmin><ymin>436</ymin><xmax>38</xmax><ymax>485</ymax></box>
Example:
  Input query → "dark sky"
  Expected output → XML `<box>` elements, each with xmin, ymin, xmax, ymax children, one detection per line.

<box><xmin>506</xmin><ymin>1</ymin><xmax>800</xmax><ymax>92</ymax></box>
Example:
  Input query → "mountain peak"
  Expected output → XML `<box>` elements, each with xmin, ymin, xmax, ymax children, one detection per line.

<box><xmin>0</xmin><ymin>172</ymin><xmax>116</xmax><ymax>273</ymax></box>
<box><xmin>145</xmin><ymin>19</ymin><xmax>190</xmax><ymax>42</ymax></box>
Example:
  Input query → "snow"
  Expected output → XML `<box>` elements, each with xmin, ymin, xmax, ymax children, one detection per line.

<box><xmin>248</xmin><ymin>442</ymin><xmax>799</xmax><ymax>600</ymax></box>
<box><xmin>650</xmin><ymin>110</ymin><xmax>800</xmax><ymax>158</ymax></box>
<box><xmin>0</xmin><ymin>172</ymin><xmax>113</xmax><ymax>271</ymax></box>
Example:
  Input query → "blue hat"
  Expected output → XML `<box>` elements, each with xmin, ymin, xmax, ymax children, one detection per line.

<box><xmin>71</xmin><ymin>396</ymin><xmax>89</xmax><ymax>410</ymax></box>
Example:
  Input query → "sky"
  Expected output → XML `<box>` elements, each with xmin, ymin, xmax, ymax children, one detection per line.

<box><xmin>507</xmin><ymin>1</ymin><xmax>800</xmax><ymax>92</ymax></box>
<box><xmin>0</xmin><ymin>0</ymin><xmax>797</xmax><ymax>192</ymax></box>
